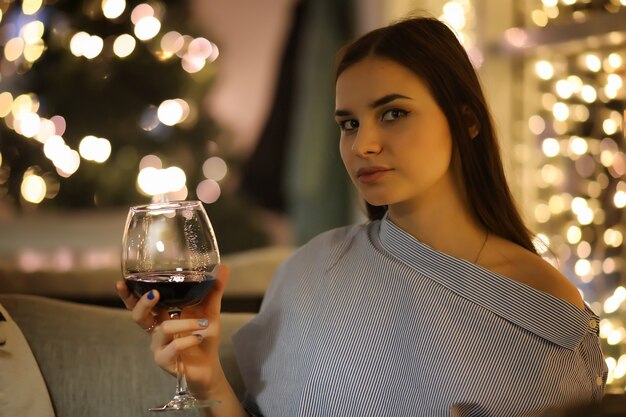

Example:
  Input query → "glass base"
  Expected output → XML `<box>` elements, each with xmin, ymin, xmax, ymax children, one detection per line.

<box><xmin>149</xmin><ymin>393</ymin><xmax>221</xmax><ymax>412</ymax></box>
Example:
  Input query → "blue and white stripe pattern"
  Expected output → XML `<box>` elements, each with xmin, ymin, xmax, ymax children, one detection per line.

<box><xmin>232</xmin><ymin>216</ymin><xmax>607</xmax><ymax>417</ymax></box>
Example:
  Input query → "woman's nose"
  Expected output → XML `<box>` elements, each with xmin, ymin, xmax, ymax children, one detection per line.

<box><xmin>352</xmin><ymin>128</ymin><xmax>382</xmax><ymax>156</ymax></box>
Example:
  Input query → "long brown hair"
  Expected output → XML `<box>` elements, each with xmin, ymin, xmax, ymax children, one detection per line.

<box><xmin>335</xmin><ymin>16</ymin><xmax>538</xmax><ymax>254</ymax></box>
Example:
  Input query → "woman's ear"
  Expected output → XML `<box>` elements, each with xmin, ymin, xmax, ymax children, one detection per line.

<box><xmin>462</xmin><ymin>106</ymin><xmax>480</xmax><ymax>139</ymax></box>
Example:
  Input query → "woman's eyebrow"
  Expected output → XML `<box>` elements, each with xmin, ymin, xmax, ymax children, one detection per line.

<box><xmin>370</xmin><ymin>93</ymin><xmax>412</xmax><ymax>108</ymax></box>
<box><xmin>334</xmin><ymin>109</ymin><xmax>351</xmax><ymax>117</ymax></box>
<box><xmin>335</xmin><ymin>93</ymin><xmax>412</xmax><ymax>117</ymax></box>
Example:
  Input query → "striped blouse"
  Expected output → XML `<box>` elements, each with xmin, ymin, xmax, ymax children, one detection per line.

<box><xmin>232</xmin><ymin>216</ymin><xmax>607</xmax><ymax>416</ymax></box>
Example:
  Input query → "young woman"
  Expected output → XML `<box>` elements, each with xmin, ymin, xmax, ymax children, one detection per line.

<box><xmin>118</xmin><ymin>16</ymin><xmax>607</xmax><ymax>417</ymax></box>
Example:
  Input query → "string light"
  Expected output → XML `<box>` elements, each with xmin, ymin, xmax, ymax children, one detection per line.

<box><xmin>525</xmin><ymin>0</ymin><xmax>626</xmax><ymax>390</ymax></box>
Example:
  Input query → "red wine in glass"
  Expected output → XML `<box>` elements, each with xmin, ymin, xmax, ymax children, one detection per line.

<box><xmin>125</xmin><ymin>271</ymin><xmax>216</xmax><ymax>309</ymax></box>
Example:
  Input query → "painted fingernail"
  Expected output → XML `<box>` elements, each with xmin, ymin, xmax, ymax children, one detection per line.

<box><xmin>147</xmin><ymin>291</ymin><xmax>154</xmax><ymax>300</ymax></box>
<box><xmin>198</xmin><ymin>319</ymin><xmax>208</xmax><ymax>327</ymax></box>
<box><xmin>194</xmin><ymin>333</ymin><xmax>204</xmax><ymax>342</ymax></box>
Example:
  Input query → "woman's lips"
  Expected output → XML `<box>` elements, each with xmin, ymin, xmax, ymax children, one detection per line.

<box><xmin>356</xmin><ymin>167</ymin><xmax>392</xmax><ymax>184</ymax></box>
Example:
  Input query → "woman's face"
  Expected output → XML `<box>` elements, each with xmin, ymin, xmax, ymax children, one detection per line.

<box><xmin>335</xmin><ymin>56</ymin><xmax>460</xmax><ymax>214</ymax></box>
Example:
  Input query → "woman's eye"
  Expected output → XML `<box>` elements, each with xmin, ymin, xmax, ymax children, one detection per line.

<box><xmin>338</xmin><ymin>119</ymin><xmax>359</xmax><ymax>131</ymax></box>
<box><xmin>381</xmin><ymin>108</ymin><xmax>408</xmax><ymax>121</ymax></box>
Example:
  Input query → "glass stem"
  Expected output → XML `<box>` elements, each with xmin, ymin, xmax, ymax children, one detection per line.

<box><xmin>169</xmin><ymin>308</ymin><xmax>188</xmax><ymax>396</ymax></box>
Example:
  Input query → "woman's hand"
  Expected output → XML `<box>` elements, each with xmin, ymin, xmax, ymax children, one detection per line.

<box><xmin>116</xmin><ymin>264</ymin><xmax>232</xmax><ymax>400</ymax></box>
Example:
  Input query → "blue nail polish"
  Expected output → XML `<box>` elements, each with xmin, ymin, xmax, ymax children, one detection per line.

<box><xmin>198</xmin><ymin>319</ymin><xmax>208</xmax><ymax>327</ymax></box>
<box><xmin>147</xmin><ymin>291</ymin><xmax>154</xmax><ymax>300</ymax></box>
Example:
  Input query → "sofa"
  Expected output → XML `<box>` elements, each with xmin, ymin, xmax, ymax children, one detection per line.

<box><xmin>0</xmin><ymin>246</ymin><xmax>293</xmax><ymax>417</ymax></box>
<box><xmin>3</xmin><ymin>243</ymin><xmax>626</xmax><ymax>417</ymax></box>
<box><xmin>0</xmin><ymin>293</ymin><xmax>252</xmax><ymax>417</ymax></box>
<box><xmin>4</xmin><ymin>294</ymin><xmax>626</xmax><ymax>417</ymax></box>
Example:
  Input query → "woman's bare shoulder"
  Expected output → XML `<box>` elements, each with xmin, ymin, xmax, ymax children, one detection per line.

<box><xmin>481</xmin><ymin>235</ymin><xmax>585</xmax><ymax>310</ymax></box>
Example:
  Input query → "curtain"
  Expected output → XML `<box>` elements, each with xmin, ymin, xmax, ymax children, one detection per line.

<box><xmin>241</xmin><ymin>0</ymin><xmax>355</xmax><ymax>244</ymax></box>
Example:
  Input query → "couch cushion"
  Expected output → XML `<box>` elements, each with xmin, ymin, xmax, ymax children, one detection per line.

<box><xmin>0</xmin><ymin>301</ymin><xmax>55</xmax><ymax>417</ymax></box>
<box><xmin>0</xmin><ymin>294</ymin><xmax>253</xmax><ymax>417</ymax></box>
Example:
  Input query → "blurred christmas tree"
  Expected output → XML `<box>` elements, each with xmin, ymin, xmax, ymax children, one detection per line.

<box><xmin>0</xmin><ymin>0</ymin><xmax>269</xmax><ymax>252</ymax></box>
<box><xmin>0</xmin><ymin>0</ymin><xmax>220</xmax><ymax>206</ymax></box>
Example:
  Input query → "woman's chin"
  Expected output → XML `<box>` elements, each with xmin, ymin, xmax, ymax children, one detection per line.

<box><xmin>360</xmin><ymin>190</ymin><xmax>398</xmax><ymax>208</ymax></box>
<box><xmin>363</xmin><ymin>198</ymin><xmax>390</xmax><ymax>208</ymax></box>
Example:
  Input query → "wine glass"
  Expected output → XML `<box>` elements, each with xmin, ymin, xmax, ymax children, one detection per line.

<box><xmin>121</xmin><ymin>200</ymin><xmax>221</xmax><ymax>411</ymax></box>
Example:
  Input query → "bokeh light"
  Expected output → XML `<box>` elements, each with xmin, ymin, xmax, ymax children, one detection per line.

<box><xmin>531</xmin><ymin>9</ymin><xmax>548</xmax><ymax>27</ymax></box>
<box><xmin>604</xmin><ymin>228</ymin><xmax>623</xmax><ymax>248</ymax></box>
<box><xmin>70</xmin><ymin>32</ymin><xmax>90</xmax><ymax>57</ymax></box>
<box><xmin>552</xmin><ymin>102</ymin><xmax>569</xmax><ymax>121</ymax></box>
<box><xmin>139</xmin><ymin>106</ymin><xmax>159</xmax><ymax>131</ymax></box>
<box><xmin>196</xmin><ymin>179</ymin><xmax>221</xmax><ymax>204</ymax></box>
<box><xmin>580</xmin><ymin>85</ymin><xmax>597</xmax><ymax>103</ymax></box>
<box><xmin>102</xmin><ymin>0</ymin><xmax>126</xmax><ymax>19</ymax></box>
<box><xmin>113</xmin><ymin>34</ymin><xmax>136</xmax><ymax>58</ymax></box>
<box><xmin>542</xmin><ymin>137</ymin><xmax>560</xmax><ymax>157</ymax></box>
<box><xmin>131</xmin><ymin>3</ymin><xmax>154</xmax><ymax>23</ymax></box>
<box><xmin>22</xmin><ymin>0</ymin><xmax>43</xmax><ymax>15</ymax></box>
<box><xmin>607</xmin><ymin>53</ymin><xmax>622</xmax><ymax>69</ymax></box>
<box><xmin>160</xmin><ymin>31</ymin><xmax>184</xmax><ymax>58</ymax></box>
<box><xmin>566</xmin><ymin>225</ymin><xmax>582</xmax><ymax>244</ymax></box>
<box><xmin>139</xmin><ymin>154</ymin><xmax>162</xmax><ymax>170</ymax></box>
<box><xmin>18</xmin><ymin>112</ymin><xmax>40</xmax><ymax>138</ymax></box>
<box><xmin>584</xmin><ymin>54</ymin><xmax>602</xmax><ymax>72</ymax></box>
<box><xmin>535</xmin><ymin>60</ymin><xmax>554</xmax><ymax>79</ymax></box>
<box><xmin>181</xmin><ymin>54</ymin><xmax>206</xmax><ymax>73</ymax></box>
<box><xmin>4</xmin><ymin>37</ymin><xmax>25</xmax><ymax>61</ymax></box>
<box><xmin>79</xmin><ymin>136</ymin><xmax>111</xmax><ymax>163</ymax></box>
<box><xmin>614</xmin><ymin>190</ymin><xmax>626</xmax><ymax>208</ymax></box>
<box><xmin>21</xmin><ymin>172</ymin><xmax>46</xmax><ymax>203</ymax></box>
<box><xmin>0</xmin><ymin>92</ymin><xmax>13</xmax><ymax>117</ymax></box>
<box><xmin>70</xmin><ymin>32</ymin><xmax>104</xmax><ymax>59</ymax></box>
<box><xmin>188</xmin><ymin>37</ymin><xmax>213</xmax><ymax>59</ymax></box>
<box><xmin>50</xmin><ymin>115</ymin><xmax>66</xmax><ymax>136</ymax></box>
<box><xmin>24</xmin><ymin>39</ymin><xmax>45</xmax><ymax>62</ymax></box>
<box><xmin>137</xmin><ymin>165</ymin><xmax>186</xmax><ymax>196</ymax></box>
<box><xmin>528</xmin><ymin>115</ymin><xmax>545</xmax><ymax>135</ymax></box>
<box><xmin>555</xmin><ymin>79</ymin><xmax>574</xmax><ymax>99</ymax></box>
<box><xmin>21</xmin><ymin>20</ymin><xmax>44</xmax><ymax>44</ymax></box>
<box><xmin>134</xmin><ymin>16</ymin><xmax>161</xmax><ymax>41</ymax></box>
<box><xmin>569</xmin><ymin>136</ymin><xmax>588</xmax><ymax>156</ymax></box>
<box><xmin>157</xmin><ymin>99</ymin><xmax>184</xmax><ymax>126</ymax></box>
<box><xmin>202</xmin><ymin>157</ymin><xmax>228</xmax><ymax>181</ymax></box>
